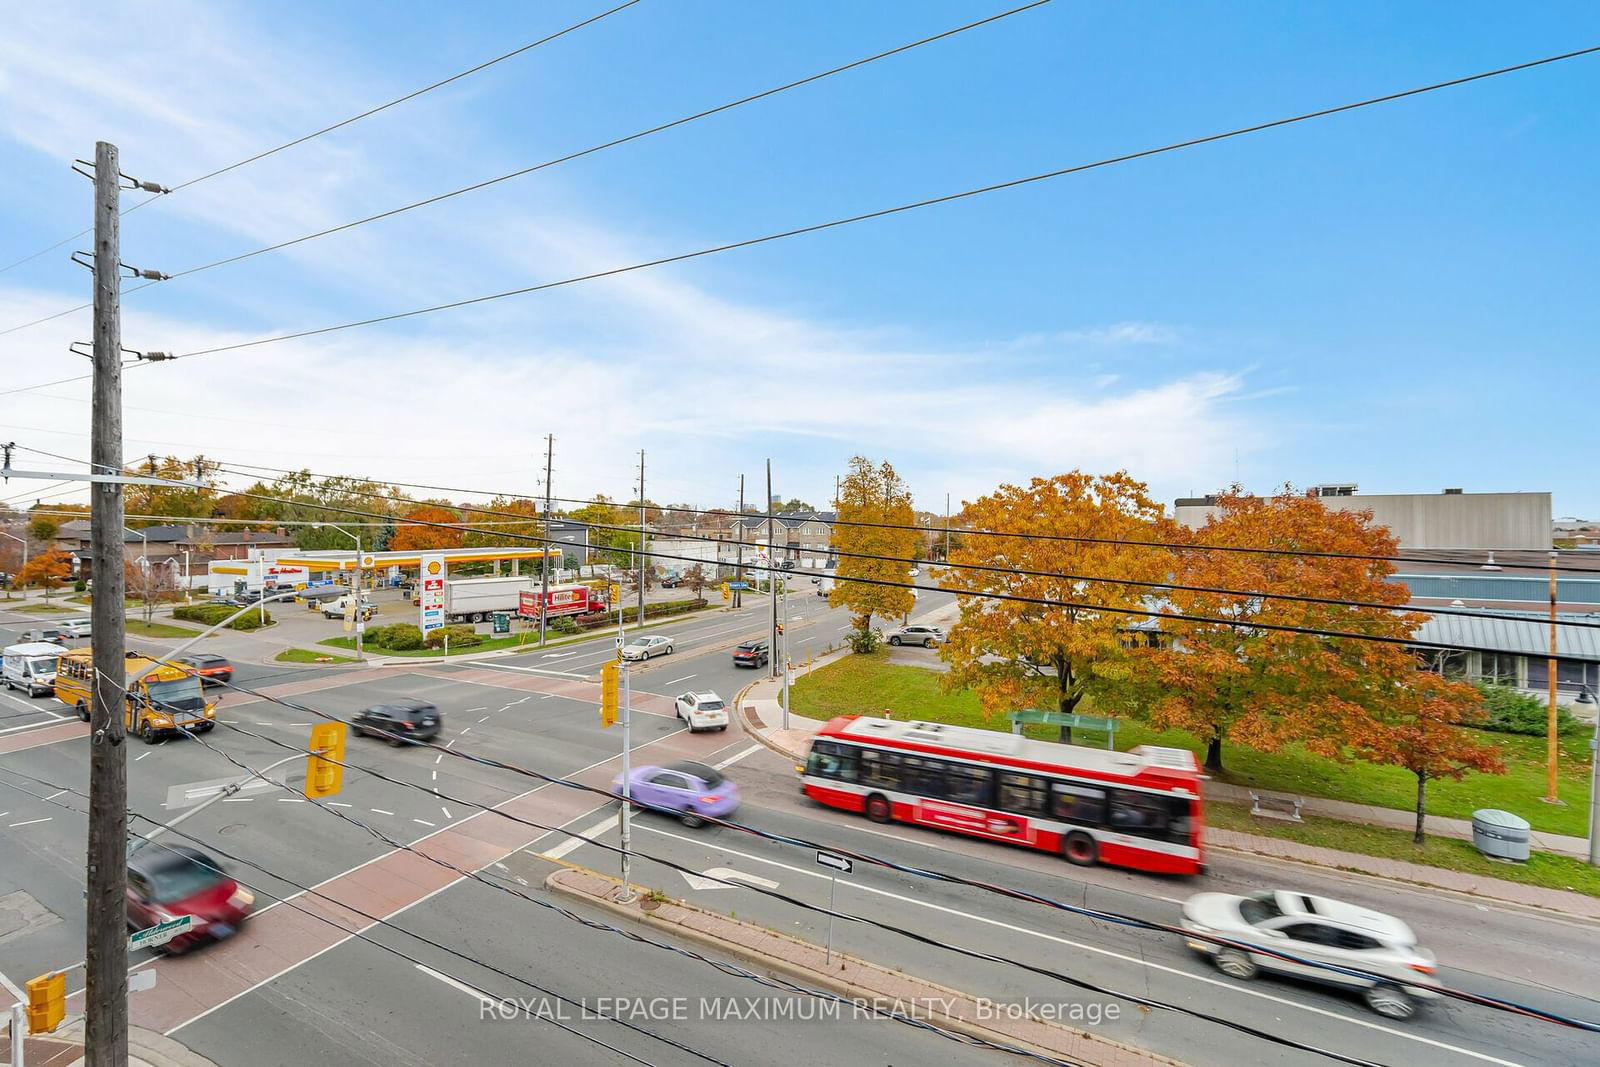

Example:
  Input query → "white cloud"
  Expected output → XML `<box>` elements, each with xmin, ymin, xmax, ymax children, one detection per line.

<box><xmin>0</xmin><ymin>5</ymin><xmax>1265</xmax><ymax>515</ymax></box>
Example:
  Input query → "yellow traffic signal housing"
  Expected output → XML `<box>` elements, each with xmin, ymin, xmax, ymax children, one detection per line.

<box><xmin>720</xmin><ymin>583</ymin><xmax>731</xmax><ymax>602</ymax></box>
<box><xmin>305</xmin><ymin>722</ymin><xmax>348</xmax><ymax>799</ymax></box>
<box><xmin>27</xmin><ymin>972</ymin><xmax>65</xmax><ymax>1034</ymax></box>
<box><xmin>600</xmin><ymin>662</ymin><xmax>619</xmax><ymax>728</ymax></box>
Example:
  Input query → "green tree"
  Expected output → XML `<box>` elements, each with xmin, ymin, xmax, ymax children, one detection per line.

<box><xmin>27</xmin><ymin>515</ymin><xmax>59</xmax><ymax>544</ymax></box>
<box><xmin>828</xmin><ymin>457</ymin><xmax>917</xmax><ymax>634</ymax></box>
<box><xmin>939</xmin><ymin>471</ymin><xmax>1174</xmax><ymax>742</ymax></box>
<box><xmin>780</xmin><ymin>498</ymin><xmax>814</xmax><ymax>513</ymax></box>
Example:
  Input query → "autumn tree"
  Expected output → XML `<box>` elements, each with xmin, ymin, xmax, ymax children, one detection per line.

<box><xmin>828</xmin><ymin>457</ymin><xmax>918</xmax><ymax>635</ymax></box>
<box><xmin>15</xmin><ymin>549</ymin><xmax>72</xmax><ymax>598</ymax></box>
<box><xmin>939</xmin><ymin>472</ymin><xmax>1174</xmax><ymax>742</ymax></box>
<box><xmin>1349</xmin><ymin>672</ymin><xmax>1503</xmax><ymax>844</ymax></box>
<box><xmin>464</xmin><ymin>497</ymin><xmax>543</xmax><ymax>549</ymax></box>
<box><xmin>27</xmin><ymin>515</ymin><xmax>59</xmax><ymax>544</ymax></box>
<box><xmin>1146</xmin><ymin>486</ymin><xmax>1424</xmax><ymax>773</ymax></box>
<box><xmin>685</xmin><ymin>563</ymin><xmax>708</xmax><ymax>601</ymax></box>
<box><xmin>389</xmin><ymin>505</ymin><xmax>466</xmax><ymax>551</ymax></box>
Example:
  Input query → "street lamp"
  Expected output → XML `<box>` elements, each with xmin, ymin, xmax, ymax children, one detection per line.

<box><xmin>317</xmin><ymin>524</ymin><xmax>364</xmax><ymax>662</ymax></box>
<box><xmin>1572</xmin><ymin>685</ymin><xmax>1600</xmax><ymax>867</ymax></box>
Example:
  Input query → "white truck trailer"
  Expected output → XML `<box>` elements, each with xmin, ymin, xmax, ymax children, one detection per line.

<box><xmin>439</xmin><ymin>576</ymin><xmax>535</xmax><ymax>623</ymax></box>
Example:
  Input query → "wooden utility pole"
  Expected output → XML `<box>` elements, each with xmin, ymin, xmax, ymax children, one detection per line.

<box><xmin>86</xmin><ymin>139</ymin><xmax>130</xmax><ymax>1065</ymax></box>
<box><xmin>1546</xmin><ymin>551</ymin><xmax>1561</xmax><ymax>803</ymax></box>
<box><xmin>637</xmin><ymin>450</ymin><xmax>646</xmax><ymax>627</ymax></box>
<box><xmin>540</xmin><ymin>434</ymin><xmax>553</xmax><ymax>646</ymax></box>
<box><xmin>733</xmin><ymin>475</ymin><xmax>744</xmax><ymax>609</ymax></box>
<box><xmin>767</xmin><ymin>459</ymin><xmax>777</xmax><ymax>679</ymax></box>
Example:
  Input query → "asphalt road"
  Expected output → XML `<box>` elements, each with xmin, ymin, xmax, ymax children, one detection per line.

<box><xmin>3</xmin><ymin>589</ymin><xmax>1597</xmax><ymax>1066</ymax></box>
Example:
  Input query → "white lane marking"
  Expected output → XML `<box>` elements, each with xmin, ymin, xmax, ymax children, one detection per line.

<box><xmin>431</xmin><ymin>771</ymin><xmax>437</xmax><ymax>781</ymax></box>
<box><xmin>465</xmin><ymin>707</ymin><xmax>488</xmax><ymax>714</ymax></box>
<box><xmin>276</xmin><ymin>798</ymin><xmax>303</xmax><ymax>804</ymax></box>
<box><xmin>441</xmin><ymin>806</ymin><xmax>452</xmax><ymax>820</ymax></box>
<box><xmin>327</xmin><ymin>802</ymin><xmax>351</xmax><ymax>808</ymax></box>
<box><xmin>477</xmin><ymin>716</ymin><xmax>490</xmax><ymax>723</ymax></box>
<box><xmin>372</xmin><ymin>809</ymin><xmax>396</xmax><ymax>816</ymax></box>
<box><xmin>446</xmin><ymin>740</ymin><xmax>456</xmax><ymax>749</ymax></box>
<box><xmin>135</xmin><ymin>752</ymin><xmax>150</xmax><ymax>761</ymax></box>
<box><xmin>459</xmin><ymin>728</ymin><xmax>471</xmax><ymax>735</ymax></box>
<box><xmin>44</xmin><ymin>789</ymin><xmax>65</xmax><ymax>801</ymax></box>
<box><xmin>255</xmin><ymin>722</ymin><xmax>272</xmax><ymax>726</ymax></box>
<box><xmin>540</xmin><ymin>813</ymin><xmax>616</xmax><ymax>861</ymax></box>
<box><xmin>8</xmin><ymin>817</ymin><xmax>51</xmax><ymax>828</ymax></box>
<box><xmin>415</xmin><ymin>963</ymin><xmax>502</xmax><ymax>1009</ymax></box>
<box><xmin>509</xmin><ymin>696</ymin><xmax>531</xmax><ymax>706</ymax></box>
<box><xmin>638</xmin><ymin>826</ymin><xmax>1526</xmax><ymax>1067</ymax></box>
<box><xmin>222</xmin><ymin>798</ymin><xmax>253</xmax><ymax>803</ymax></box>
<box><xmin>712</xmin><ymin>744</ymin><xmax>763</xmax><ymax>771</ymax></box>
<box><xmin>664</xmin><ymin>674</ymin><xmax>696</xmax><ymax>686</ymax></box>
<box><xmin>473</xmin><ymin>662</ymin><xmax>588</xmax><ymax>680</ymax></box>
<box><xmin>542</xmin><ymin>651</ymin><xmax>579</xmax><ymax>660</ymax></box>
<box><xmin>413</xmin><ymin>818</ymin><xmax>435</xmax><ymax>827</ymax></box>
<box><xmin>434</xmin><ymin>754</ymin><xmax>443</xmax><ymax>765</ymax></box>
<box><xmin>540</xmin><ymin>693</ymin><xmax>555</xmax><ymax>699</ymax></box>
<box><xmin>0</xmin><ymin>717</ymin><xmax>75</xmax><ymax>735</ymax></box>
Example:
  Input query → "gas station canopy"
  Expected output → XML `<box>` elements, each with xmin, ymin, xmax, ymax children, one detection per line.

<box><xmin>274</xmin><ymin>547</ymin><xmax>562</xmax><ymax>573</ymax></box>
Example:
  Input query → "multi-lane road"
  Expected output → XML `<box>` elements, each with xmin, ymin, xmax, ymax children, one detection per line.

<box><xmin>2</xmin><ymin>593</ymin><xmax>1598</xmax><ymax>1066</ymax></box>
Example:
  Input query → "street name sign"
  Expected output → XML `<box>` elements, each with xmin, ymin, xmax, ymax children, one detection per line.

<box><xmin>128</xmin><ymin>915</ymin><xmax>193</xmax><ymax>951</ymax></box>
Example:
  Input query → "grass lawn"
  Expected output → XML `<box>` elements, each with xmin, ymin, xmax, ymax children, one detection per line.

<box><xmin>788</xmin><ymin>653</ymin><xmax>1596</xmax><ymax>836</ymax></box>
<box><xmin>320</xmin><ymin>609</ymin><xmax>718</xmax><ymax>659</ymax></box>
<box><xmin>1207</xmin><ymin>802</ymin><xmax>1600</xmax><ymax>899</ymax></box>
<box><xmin>9</xmin><ymin>602</ymin><xmax>75</xmax><ymax>614</ymax></box>
<box><xmin>125</xmin><ymin>619</ymin><xmax>198</xmax><ymax>638</ymax></box>
<box><xmin>276</xmin><ymin>647</ymin><xmax>357</xmax><ymax>664</ymax></box>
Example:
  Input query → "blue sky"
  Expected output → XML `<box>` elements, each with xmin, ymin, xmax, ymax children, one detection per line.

<box><xmin>1</xmin><ymin>1</ymin><xmax>1597</xmax><ymax>519</ymax></box>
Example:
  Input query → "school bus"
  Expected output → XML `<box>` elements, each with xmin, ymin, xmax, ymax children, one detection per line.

<box><xmin>55</xmin><ymin>648</ymin><xmax>218</xmax><ymax>744</ymax></box>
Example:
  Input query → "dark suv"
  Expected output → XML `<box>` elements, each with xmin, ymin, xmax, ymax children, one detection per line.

<box><xmin>731</xmin><ymin>640</ymin><xmax>770</xmax><ymax>668</ymax></box>
<box><xmin>352</xmin><ymin>698</ymin><xmax>442</xmax><ymax>744</ymax></box>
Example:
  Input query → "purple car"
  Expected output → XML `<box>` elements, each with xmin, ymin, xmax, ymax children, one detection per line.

<box><xmin>611</xmin><ymin>760</ymin><xmax>740</xmax><ymax>827</ymax></box>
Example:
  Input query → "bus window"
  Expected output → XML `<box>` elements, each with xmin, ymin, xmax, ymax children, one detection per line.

<box><xmin>997</xmin><ymin>772</ymin><xmax>1047</xmax><ymax>817</ymax></box>
<box><xmin>1107</xmin><ymin>790</ymin><xmax>1179</xmax><ymax>839</ymax></box>
<box><xmin>945</xmin><ymin>765</ymin><xmax>993</xmax><ymax>807</ymax></box>
<box><xmin>901</xmin><ymin>756</ymin><xmax>946</xmax><ymax>798</ymax></box>
<box><xmin>858</xmin><ymin>749</ymin><xmax>902</xmax><ymax>790</ymax></box>
<box><xmin>805</xmin><ymin>741</ymin><xmax>857</xmax><ymax>782</ymax></box>
<box><xmin>1051</xmin><ymin>783</ymin><xmax>1107</xmax><ymax>826</ymax></box>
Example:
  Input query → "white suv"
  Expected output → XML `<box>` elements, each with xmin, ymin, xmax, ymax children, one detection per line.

<box><xmin>1181</xmin><ymin>890</ymin><xmax>1441</xmax><ymax>1019</ymax></box>
<box><xmin>886</xmin><ymin>624</ymin><xmax>943</xmax><ymax>648</ymax></box>
<box><xmin>674</xmin><ymin>692</ymin><xmax>729</xmax><ymax>732</ymax></box>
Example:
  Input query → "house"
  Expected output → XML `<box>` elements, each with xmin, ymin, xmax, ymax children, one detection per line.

<box><xmin>53</xmin><ymin>521</ymin><xmax>294</xmax><ymax>572</ymax></box>
<box><xmin>732</xmin><ymin>511</ymin><xmax>837</xmax><ymax>568</ymax></box>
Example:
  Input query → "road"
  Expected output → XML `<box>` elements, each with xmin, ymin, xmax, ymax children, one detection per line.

<box><xmin>2</xmin><ymin>592</ymin><xmax>1598</xmax><ymax>1066</ymax></box>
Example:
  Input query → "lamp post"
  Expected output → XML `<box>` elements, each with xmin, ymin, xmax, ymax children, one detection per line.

<box><xmin>318</xmin><ymin>524</ymin><xmax>364</xmax><ymax>662</ymax></box>
<box><xmin>1574</xmin><ymin>685</ymin><xmax>1600</xmax><ymax>867</ymax></box>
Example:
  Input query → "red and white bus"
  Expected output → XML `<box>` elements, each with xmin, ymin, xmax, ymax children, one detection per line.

<box><xmin>800</xmin><ymin>716</ymin><xmax>1205</xmax><ymax>876</ymax></box>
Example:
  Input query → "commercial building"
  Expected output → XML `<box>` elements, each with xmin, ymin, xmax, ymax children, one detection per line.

<box><xmin>1173</xmin><ymin>486</ymin><xmax>1552</xmax><ymax>552</ymax></box>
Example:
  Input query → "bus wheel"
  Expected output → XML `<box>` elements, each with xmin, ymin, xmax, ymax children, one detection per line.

<box><xmin>1062</xmin><ymin>831</ymin><xmax>1098</xmax><ymax>866</ymax></box>
<box><xmin>76</xmin><ymin>701</ymin><xmax>90</xmax><ymax>722</ymax></box>
<box><xmin>865</xmin><ymin>794</ymin><xmax>892</xmax><ymax>823</ymax></box>
<box><xmin>139</xmin><ymin>721</ymin><xmax>161</xmax><ymax>745</ymax></box>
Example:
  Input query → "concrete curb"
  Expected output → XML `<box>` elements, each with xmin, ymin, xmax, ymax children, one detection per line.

<box><xmin>545</xmin><ymin>867</ymin><xmax>1181</xmax><ymax>1067</ymax></box>
<box><xmin>45</xmin><ymin>1021</ymin><xmax>220</xmax><ymax>1067</ymax></box>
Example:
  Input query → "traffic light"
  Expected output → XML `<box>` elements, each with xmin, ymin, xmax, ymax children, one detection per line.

<box><xmin>608</xmin><ymin>583</ymin><xmax>621</xmax><ymax>602</ymax></box>
<box><xmin>776</xmin><ymin>623</ymin><xmax>784</xmax><ymax>635</ymax></box>
<box><xmin>305</xmin><ymin>722</ymin><xmax>347</xmax><ymax>799</ymax></box>
<box><xmin>600</xmin><ymin>662</ymin><xmax>619</xmax><ymax>728</ymax></box>
<box><xmin>720</xmin><ymin>582</ymin><xmax>731</xmax><ymax>602</ymax></box>
<box><xmin>27</xmin><ymin>972</ymin><xmax>65</xmax><ymax>1034</ymax></box>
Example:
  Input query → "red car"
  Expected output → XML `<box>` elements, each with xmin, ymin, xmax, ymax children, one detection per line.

<box><xmin>171</xmin><ymin>653</ymin><xmax>234</xmax><ymax>687</ymax></box>
<box><xmin>127</xmin><ymin>845</ymin><xmax>254</xmax><ymax>954</ymax></box>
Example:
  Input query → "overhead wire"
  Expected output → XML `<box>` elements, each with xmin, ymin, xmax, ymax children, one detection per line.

<box><xmin>0</xmin><ymin>0</ymin><xmax>1052</xmax><ymax>338</ymax></box>
<box><xmin>0</xmin><ymin>0</ymin><xmax>646</xmax><ymax>278</ymax></box>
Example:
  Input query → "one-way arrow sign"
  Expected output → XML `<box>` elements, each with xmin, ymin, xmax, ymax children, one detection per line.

<box><xmin>815</xmin><ymin>850</ymin><xmax>852</xmax><ymax>874</ymax></box>
<box><xmin>679</xmin><ymin>866</ymin><xmax>780</xmax><ymax>892</ymax></box>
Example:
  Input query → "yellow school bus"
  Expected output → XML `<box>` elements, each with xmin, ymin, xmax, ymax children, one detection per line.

<box><xmin>55</xmin><ymin>648</ymin><xmax>217</xmax><ymax>744</ymax></box>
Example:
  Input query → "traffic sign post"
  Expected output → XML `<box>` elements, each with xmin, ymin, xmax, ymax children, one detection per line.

<box><xmin>815</xmin><ymin>851</ymin><xmax>852</xmax><ymax>965</ymax></box>
<box><xmin>127</xmin><ymin>915</ymin><xmax>193</xmax><ymax>952</ymax></box>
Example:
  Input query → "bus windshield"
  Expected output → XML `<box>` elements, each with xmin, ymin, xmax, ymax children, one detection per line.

<box><xmin>146</xmin><ymin>677</ymin><xmax>206</xmax><ymax>712</ymax></box>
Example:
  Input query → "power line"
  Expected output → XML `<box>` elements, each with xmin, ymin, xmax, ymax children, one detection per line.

<box><xmin>71</xmin><ymin>43</ymin><xmax>1585</xmax><ymax>370</ymax></box>
<box><xmin>0</xmin><ymin>0</ymin><xmax>1051</xmax><ymax>338</ymax></box>
<box><xmin>0</xmin><ymin>0</ymin><xmax>646</xmax><ymax>277</ymax></box>
<box><xmin>0</xmin><ymin>767</ymin><xmax>724</xmax><ymax>1067</ymax></box>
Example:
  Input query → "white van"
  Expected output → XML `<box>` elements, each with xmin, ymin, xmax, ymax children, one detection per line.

<box><xmin>3</xmin><ymin>642</ymin><xmax>66</xmax><ymax>697</ymax></box>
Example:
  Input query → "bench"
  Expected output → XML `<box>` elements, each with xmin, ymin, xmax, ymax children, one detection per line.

<box><xmin>1249</xmin><ymin>791</ymin><xmax>1304</xmax><ymax>822</ymax></box>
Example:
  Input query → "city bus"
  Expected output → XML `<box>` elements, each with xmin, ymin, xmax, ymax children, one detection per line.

<box><xmin>800</xmin><ymin>716</ymin><xmax>1205</xmax><ymax>876</ymax></box>
<box><xmin>54</xmin><ymin>648</ymin><xmax>218</xmax><ymax>744</ymax></box>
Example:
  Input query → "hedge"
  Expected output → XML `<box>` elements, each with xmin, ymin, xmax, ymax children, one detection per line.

<box><xmin>1474</xmin><ymin>683</ymin><xmax>1582</xmax><ymax>736</ymax></box>
<box><xmin>575</xmin><ymin>598</ymin><xmax>707</xmax><ymax>630</ymax></box>
<box><xmin>425</xmin><ymin>624</ymin><xmax>483</xmax><ymax>649</ymax></box>
<box><xmin>377</xmin><ymin>624</ymin><xmax>424</xmax><ymax>651</ymax></box>
<box><xmin>172</xmin><ymin>604</ymin><xmax>273</xmax><ymax>631</ymax></box>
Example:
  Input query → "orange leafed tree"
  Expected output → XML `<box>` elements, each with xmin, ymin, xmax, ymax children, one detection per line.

<box><xmin>389</xmin><ymin>505</ymin><xmax>465</xmax><ymax>551</ymax></box>
<box><xmin>15</xmin><ymin>549</ymin><xmax>73</xmax><ymax>598</ymax></box>
<box><xmin>1146</xmin><ymin>486</ymin><xmax>1424</xmax><ymax>773</ymax></box>
<box><xmin>939</xmin><ymin>472</ymin><xmax>1175</xmax><ymax>741</ymax></box>
<box><xmin>1349</xmin><ymin>671</ymin><xmax>1503</xmax><ymax>844</ymax></box>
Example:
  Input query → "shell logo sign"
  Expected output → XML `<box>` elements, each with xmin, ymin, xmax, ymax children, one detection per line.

<box><xmin>426</xmin><ymin>560</ymin><xmax>443</xmax><ymax>575</ymax></box>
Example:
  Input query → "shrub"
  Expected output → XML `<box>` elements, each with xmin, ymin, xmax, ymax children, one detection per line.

<box><xmin>1474</xmin><ymin>683</ymin><xmax>1582</xmax><ymax>736</ymax></box>
<box><xmin>382</xmin><ymin>624</ymin><xmax>424</xmax><ymax>651</ymax></box>
<box><xmin>846</xmin><ymin>627</ymin><xmax>881</xmax><ymax>654</ymax></box>
<box><xmin>73</xmin><ymin>578</ymin><xmax>87</xmax><ymax>592</ymax></box>
<box><xmin>172</xmin><ymin>604</ymin><xmax>272</xmax><ymax>631</ymax></box>
<box><xmin>550</xmin><ymin>616</ymin><xmax>580</xmax><ymax>635</ymax></box>
<box><xmin>425</xmin><ymin>624</ymin><xmax>482</xmax><ymax>649</ymax></box>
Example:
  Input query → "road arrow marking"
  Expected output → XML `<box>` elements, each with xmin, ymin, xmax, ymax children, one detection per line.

<box><xmin>679</xmin><ymin>867</ymin><xmax>780</xmax><ymax>892</ymax></box>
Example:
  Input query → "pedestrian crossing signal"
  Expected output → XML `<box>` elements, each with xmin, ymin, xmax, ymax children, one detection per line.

<box><xmin>600</xmin><ymin>662</ymin><xmax>619</xmax><ymax>728</ymax></box>
<box><xmin>305</xmin><ymin>722</ymin><xmax>347</xmax><ymax>799</ymax></box>
<box><xmin>27</xmin><ymin>972</ymin><xmax>65</xmax><ymax>1034</ymax></box>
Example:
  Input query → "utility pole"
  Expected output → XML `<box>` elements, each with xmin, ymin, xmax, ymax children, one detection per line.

<box><xmin>352</xmin><ymin>533</ymin><xmax>364</xmax><ymax>662</ymax></box>
<box><xmin>540</xmin><ymin>434</ymin><xmax>553</xmax><ymax>647</ymax></box>
<box><xmin>767</xmin><ymin>459</ymin><xmax>777</xmax><ymax>680</ymax></box>
<box><xmin>734</xmin><ymin>475</ymin><xmax>744</xmax><ymax>609</ymax></box>
<box><xmin>86</xmin><ymin>139</ymin><xmax>129</xmax><ymax>1067</ymax></box>
<box><xmin>945</xmin><ymin>491</ymin><xmax>951</xmax><ymax>562</ymax></box>
<box><xmin>1546</xmin><ymin>551</ymin><xmax>1561</xmax><ymax>804</ymax></box>
<box><xmin>637</xmin><ymin>449</ymin><xmax>646</xmax><ymax>627</ymax></box>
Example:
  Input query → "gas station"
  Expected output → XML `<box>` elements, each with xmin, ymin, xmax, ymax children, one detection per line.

<box><xmin>271</xmin><ymin>546</ymin><xmax>564</xmax><ymax>589</ymax></box>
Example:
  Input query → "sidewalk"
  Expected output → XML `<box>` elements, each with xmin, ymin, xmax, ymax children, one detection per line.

<box><xmin>738</xmin><ymin>665</ymin><xmax>1600</xmax><ymax>920</ymax></box>
<box><xmin>0</xmin><ymin>1018</ymin><xmax>218</xmax><ymax>1067</ymax></box>
<box><xmin>548</xmin><ymin>867</ymin><xmax>1180</xmax><ymax>1067</ymax></box>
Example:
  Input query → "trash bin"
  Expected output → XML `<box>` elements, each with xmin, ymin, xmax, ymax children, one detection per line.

<box><xmin>1471</xmin><ymin>809</ymin><xmax>1531</xmax><ymax>862</ymax></box>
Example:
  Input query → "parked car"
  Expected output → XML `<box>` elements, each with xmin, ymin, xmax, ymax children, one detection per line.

<box><xmin>886</xmin><ymin>624</ymin><xmax>944</xmax><ymax>648</ymax></box>
<box><xmin>612</xmin><ymin>760</ymin><xmax>739</xmax><ymax>827</ymax></box>
<box><xmin>778</xmin><ymin>560</ymin><xmax>796</xmax><ymax>570</ymax></box>
<box><xmin>171</xmin><ymin>653</ymin><xmax>234</xmax><ymax>687</ymax></box>
<box><xmin>126</xmin><ymin>845</ymin><xmax>254</xmax><ymax>955</ymax></box>
<box><xmin>1180</xmin><ymin>890</ymin><xmax>1441</xmax><ymax>1020</ymax></box>
<box><xmin>59</xmin><ymin>618</ymin><xmax>93</xmax><ymax>639</ymax></box>
<box><xmin>19</xmin><ymin>627</ymin><xmax>69</xmax><ymax>645</ymax></box>
<box><xmin>352</xmin><ymin>698</ymin><xmax>442</xmax><ymax>744</ymax></box>
<box><xmin>620</xmin><ymin>635</ymin><xmax>674</xmax><ymax>661</ymax></box>
<box><xmin>731</xmin><ymin>640</ymin><xmax>770</xmax><ymax>668</ymax></box>
<box><xmin>659</xmin><ymin>572</ymin><xmax>684</xmax><ymax>589</ymax></box>
<box><xmin>674</xmin><ymin>691</ymin><xmax>729</xmax><ymax>732</ymax></box>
